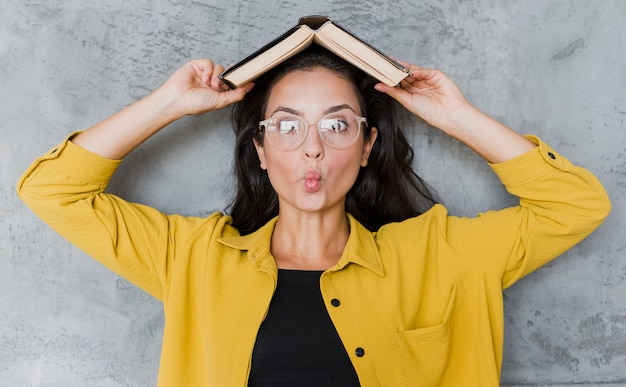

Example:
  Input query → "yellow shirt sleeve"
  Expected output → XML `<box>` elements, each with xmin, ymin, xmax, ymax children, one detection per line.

<box><xmin>442</xmin><ymin>135</ymin><xmax>611</xmax><ymax>288</ymax></box>
<box><xmin>16</xmin><ymin>134</ymin><xmax>217</xmax><ymax>300</ymax></box>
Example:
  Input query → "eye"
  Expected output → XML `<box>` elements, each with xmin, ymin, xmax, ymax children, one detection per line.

<box><xmin>320</xmin><ymin>117</ymin><xmax>349</xmax><ymax>133</ymax></box>
<box><xmin>277</xmin><ymin>118</ymin><xmax>301</xmax><ymax>135</ymax></box>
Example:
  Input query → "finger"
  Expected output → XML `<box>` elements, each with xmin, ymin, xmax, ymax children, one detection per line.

<box><xmin>210</xmin><ymin>64</ymin><xmax>226</xmax><ymax>90</ymax></box>
<box><xmin>190</xmin><ymin>59</ymin><xmax>215</xmax><ymax>86</ymax></box>
<box><xmin>412</xmin><ymin>68</ymin><xmax>448</xmax><ymax>87</ymax></box>
<box><xmin>374</xmin><ymin>82</ymin><xmax>411</xmax><ymax>106</ymax></box>
<box><xmin>214</xmin><ymin>82</ymin><xmax>255</xmax><ymax>108</ymax></box>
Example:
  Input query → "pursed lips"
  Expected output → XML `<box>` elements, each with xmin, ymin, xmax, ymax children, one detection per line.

<box><xmin>303</xmin><ymin>169</ymin><xmax>321</xmax><ymax>192</ymax></box>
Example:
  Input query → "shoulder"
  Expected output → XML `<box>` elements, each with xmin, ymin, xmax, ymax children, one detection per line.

<box><xmin>376</xmin><ymin>204</ymin><xmax>450</xmax><ymax>238</ymax></box>
<box><xmin>167</xmin><ymin>211</ymin><xmax>238</xmax><ymax>243</ymax></box>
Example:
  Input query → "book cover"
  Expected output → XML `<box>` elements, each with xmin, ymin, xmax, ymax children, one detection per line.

<box><xmin>219</xmin><ymin>15</ymin><xmax>410</xmax><ymax>89</ymax></box>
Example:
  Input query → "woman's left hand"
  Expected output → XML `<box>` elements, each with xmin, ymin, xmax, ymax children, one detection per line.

<box><xmin>374</xmin><ymin>62</ymin><xmax>469</xmax><ymax>133</ymax></box>
<box><xmin>376</xmin><ymin>61</ymin><xmax>537</xmax><ymax>163</ymax></box>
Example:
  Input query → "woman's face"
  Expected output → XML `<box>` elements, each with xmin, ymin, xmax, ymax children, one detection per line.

<box><xmin>254</xmin><ymin>67</ymin><xmax>378</xmax><ymax>215</ymax></box>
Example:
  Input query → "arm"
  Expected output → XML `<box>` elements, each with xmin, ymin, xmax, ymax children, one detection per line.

<box><xmin>376</xmin><ymin>63</ymin><xmax>610</xmax><ymax>285</ymax></box>
<box><xmin>17</xmin><ymin>60</ymin><xmax>253</xmax><ymax>298</ymax></box>
<box><xmin>374</xmin><ymin>64</ymin><xmax>536</xmax><ymax>163</ymax></box>
<box><xmin>72</xmin><ymin>59</ymin><xmax>254</xmax><ymax>159</ymax></box>
<box><xmin>446</xmin><ymin>138</ymin><xmax>610</xmax><ymax>287</ymax></box>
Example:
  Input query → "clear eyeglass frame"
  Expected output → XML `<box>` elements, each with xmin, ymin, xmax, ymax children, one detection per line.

<box><xmin>258</xmin><ymin>112</ymin><xmax>368</xmax><ymax>150</ymax></box>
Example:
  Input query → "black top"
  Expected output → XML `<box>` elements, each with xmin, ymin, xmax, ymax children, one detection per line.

<box><xmin>247</xmin><ymin>269</ymin><xmax>361</xmax><ymax>386</ymax></box>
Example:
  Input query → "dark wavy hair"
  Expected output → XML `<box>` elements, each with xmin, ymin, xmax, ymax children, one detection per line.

<box><xmin>228</xmin><ymin>46</ymin><xmax>438</xmax><ymax>235</ymax></box>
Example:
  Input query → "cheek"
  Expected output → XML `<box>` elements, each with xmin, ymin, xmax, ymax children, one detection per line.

<box><xmin>263</xmin><ymin>150</ymin><xmax>295</xmax><ymax>181</ymax></box>
<box><xmin>331</xmin><ymin>152</ymin><xmax>364</xmax><ymax>180</ymax></box>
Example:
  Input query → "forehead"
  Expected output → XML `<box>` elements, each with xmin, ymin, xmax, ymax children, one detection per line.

<box><xmin>265</xmin><ymin>67</ymin><xmax>362</xmax><ymax>116</ymax></box>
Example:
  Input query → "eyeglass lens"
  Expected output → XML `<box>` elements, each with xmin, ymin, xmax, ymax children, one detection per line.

<box><xmin>262</xmin><ymin>113</ymin><xmax>363</xmax><ymax>149</ymax></box>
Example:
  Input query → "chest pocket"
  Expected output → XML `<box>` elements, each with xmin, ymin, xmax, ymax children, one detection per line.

<box><xmin>397</xmin><ymin>285</ymin><xmax>461</xmax><ymax>386</ymax></box>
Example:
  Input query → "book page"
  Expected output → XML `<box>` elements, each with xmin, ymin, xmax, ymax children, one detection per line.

<box><xmin>224</xmin><ymin>27</ymin><xmax>316</xmax><ymax>87</ymax></box>
<box><xmin>314</xmin><ymin>23</ymin><xmax>408</xmax><ymax>86</ymax></box>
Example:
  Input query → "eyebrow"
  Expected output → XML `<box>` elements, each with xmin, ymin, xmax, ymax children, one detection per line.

<box><xmin>270</xmin><ymin>104</ymin><xmax>357</xmax><ymax>117</ymax></box>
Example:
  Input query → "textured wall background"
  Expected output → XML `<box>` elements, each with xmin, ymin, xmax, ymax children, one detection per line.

<box><xmin>1</xmin><ymin>0</ymin><xmax>624</xmax><ymax>385</ymax></box>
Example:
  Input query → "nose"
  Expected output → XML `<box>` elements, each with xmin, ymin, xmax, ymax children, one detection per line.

<box><xmin>302</xmin><ymin>122</ymin><xmax>324</xmax><ymax>159</ymax></box>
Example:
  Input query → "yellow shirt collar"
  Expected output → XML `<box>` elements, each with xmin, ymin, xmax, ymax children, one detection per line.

<box><xmin>218</xmin><ymin>214</ymin><xmax>384</xmax><ymax>276</ymax></box>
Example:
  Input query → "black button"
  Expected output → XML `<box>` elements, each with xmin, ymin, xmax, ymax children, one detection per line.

<box><xmin>355</xmin><ymin>347</ymin><xmax>365</xmax><ymax>357</ymax></box>
<box><xmin>331</xmin><ymin>298</ymin><xmax>341</xmax><ymax>307</ymax></box>
<box><xmin>548</xmin><ymin>152</ymin><xmax>556</xmax><ymax>159</ymax></box>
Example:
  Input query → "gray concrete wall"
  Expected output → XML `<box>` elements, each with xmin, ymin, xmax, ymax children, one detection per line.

<box><xmin>1</xmin><ymin>1</ymin><xmax>624</xmax><ymax>385</ymax></box>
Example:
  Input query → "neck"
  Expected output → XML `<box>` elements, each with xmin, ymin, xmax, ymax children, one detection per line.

<box><xmin>271</xmin><ymin>209</ymin><xmax>350</xmax><ymax>270</ymax></box>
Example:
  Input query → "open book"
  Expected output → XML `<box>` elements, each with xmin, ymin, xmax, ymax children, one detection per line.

<box><xmin>219</xmin><ymin>15</ymin><xmax>410</xmax><ymax>89</ymax></box>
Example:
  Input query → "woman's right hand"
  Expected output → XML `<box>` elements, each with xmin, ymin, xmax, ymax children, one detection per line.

<box><xmin>160</xmin><ymin>59</ymin><xmax>254</xmax><ymax>118</ymax></box>
<box><xmin>71</xmin><ymin>59</ymin><xmax>254</xmax><ymax>160</ymax></box>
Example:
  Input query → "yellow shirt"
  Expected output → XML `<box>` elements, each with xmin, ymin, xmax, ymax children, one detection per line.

<box><xmin>17</xmin><ymin>134</ymin><xmax>610</xmax><ymax>386</ymax></box>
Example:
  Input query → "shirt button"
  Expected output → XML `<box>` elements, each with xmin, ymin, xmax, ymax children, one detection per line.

<box><xmin>331</xmin><ymin>298</ymin><xmax>341</xmax><ymax>307</ymax></box>
<box><xmin>355</xmin><ymin>347</ymin><xmax>365</xmax><ymax>357</ymax></box>
<box><xmin>548</xmin><ymin>152</ymin><xmax>556</xmax><ymax>159</ymax></box>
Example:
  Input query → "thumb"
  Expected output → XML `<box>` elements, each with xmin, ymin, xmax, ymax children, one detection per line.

<box><xmin>213</xmin><ymin>83</ymin><xmax>255</xmax><ymax>109</ymax></box>
<box><xmin>374</xmin><ymin>82</ymin><xmax>411</xmax><ymax>109</ymax></box>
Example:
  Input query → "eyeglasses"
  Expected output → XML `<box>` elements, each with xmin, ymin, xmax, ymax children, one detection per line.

<box><xmin>259</xmin><ymin>112</ymin><xmax>367</xmax><ymax>150</ymax></box>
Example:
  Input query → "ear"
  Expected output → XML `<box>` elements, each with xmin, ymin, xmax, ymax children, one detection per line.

<box><xmin>360</xmin><ymin>127</ymin><xmax>378</xmax><ymax>167</ymax></box>
<box><xmin>253</xmin><ymin>138</ymin><xmax>268</xmax><ymax>170</ymax></box>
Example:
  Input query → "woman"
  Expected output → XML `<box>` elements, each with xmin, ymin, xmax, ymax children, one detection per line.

<box><xmin>18</xmin><ymin>46</ymin><xmax>610</xmax><ymax>386</ymax></box>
